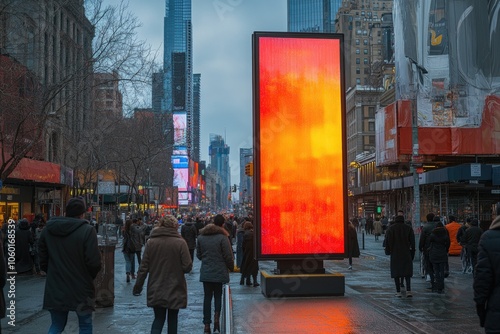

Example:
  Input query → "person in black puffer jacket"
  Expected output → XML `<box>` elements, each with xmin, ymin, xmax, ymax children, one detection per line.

<box><xmin>428</xmin><ymin>221</ymin><xmax>450</xmax><ymax>293</ymax></box>
<box><xmin>463</xmin><ymin>218</ymin><xmax>483</xmax><ymax>274</ymax></box>
<box><xmin>474</xmin><ymin>205</ymin><xmax>500</xmax><ymax>331</ymax></box>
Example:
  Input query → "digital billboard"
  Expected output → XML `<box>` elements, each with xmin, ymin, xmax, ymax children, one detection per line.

<box><xmin>252</xmin><ymin>32</ymin><xmax>347</xmax><ymax>259</ymax></box>
<box><xmin>173</xmin><ymin>113</ymin><xmax>187</xmax><ymax>146</ymax></box>
<box><xmin>173</xmin><ymin>168</ymin><xmax>189</xmax><ymax>191</ymax></box>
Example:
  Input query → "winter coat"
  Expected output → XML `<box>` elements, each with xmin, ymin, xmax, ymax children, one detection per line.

<box><xmin>133</xmin><ymin>226</ymin><xmax>192</xmax><ymax>309</ymax></box>
<box><xmin>240</xmin><ymin>229</ymin><xmax>259</xmax><ymax>277</ymax></box>
<box><xmin>236</xmin><ymin>227</ymin><xmax>245</xmax><ymax>268</ymax></box>
<box><xmin>474</xmin><ymin>216</ymin><xmax>500</xmax><ymax>332</ymax></box>
<box><xmin>384</xmin><ymin>217</ymin><xmax>415</xmax><ymax>278</ymax></box>
<box><xmin>456</xmin><ymin>224</ymin><xmax>468</xmax><ymax>245</ymax></box>
<box><xmin>39</xmin><ymin>217</ymin><xmax>101</xmax><ymax>312</ymax></box>
<box><xmin>445</xmin><ymin>221</ymin><xmax>462</xmax><ymax>255</ymax></box>
<box><xmin>419</xmin><ymin>221</ymin><xmax>437</xmax><ymax>253</ymax></box>
<box><xmin>428</xmin><ymin>226</ymin><xmax>450</xmax><ymax>264</ymax></box>
<box><xmin>181</xmin><ymin>221</ymin><xmax>198</xmax><ymax>250</ymax></box>
<box><xmin>129</xmin><ymin>224</ymin><xmax>144</xmax><ymax>252</ymax></box>
<box><xmin>463</xmin><ymin>225</ymin><xmax>483</xmax><ymax>253</ymax></box>
<box><xmin>373</xmin><ymin>220</ymin><xmax>383</xmax><ymax>236</ymax></box>
<box><xmin>196</xmin><ymin>224</ymin><xmax>234</xmax><ymax>284</ymax></box>
<box><xmin>347</xmin><ymin>223</ymin><xmax>360</xmax><ymax>258</ymax></box>
<box><xmin>15</xmin><ymin>220</ymin><xmax>34</xmax><ymax>273</ymax></box>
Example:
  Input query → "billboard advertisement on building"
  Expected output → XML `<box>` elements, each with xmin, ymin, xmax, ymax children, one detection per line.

<box><xmin>173</xmin><ymin>113</ymin><xmax>187</xmax><ymax>146</ymax></box>
<box><xmin>377</xmin><ymin>0</ymin><xmax>500</xmax><ymax>165</ymax></box>
<box><xmin>173</xmin><ymin>168</ymin><xmax>189</xmax><ymax>191</ymax></box>
<box><xmin>252</xmin><ymin>32</ymin><xmax>347</xmax><ymax>260</ymax></box>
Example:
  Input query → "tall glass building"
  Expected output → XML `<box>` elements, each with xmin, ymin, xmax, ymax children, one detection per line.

<box><xmin>163</xmin><ymin>0</ymin><xmax>194</xmax><ymax>206</ymax></box>
<box><xmin>287</xmin><ymin>0</ymin><xmax>342</xmax><ymax>33</ymax></box>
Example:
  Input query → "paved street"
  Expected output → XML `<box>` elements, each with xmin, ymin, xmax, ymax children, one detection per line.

<box><xmin>2</xmin><ymin>231</ymin><xmax>483</xmax><ymax>333</ymax></box>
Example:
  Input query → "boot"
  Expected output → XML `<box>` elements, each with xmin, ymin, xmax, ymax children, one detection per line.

<box><xmin>240</xmin><ymin>275</ymin><xmax>245</xmax><ymax>285</ymax></box>
<box><xmin>213</xmin><ymin>312</ymin><xmax>220</xmax><ymax>333</ymax></box>
<box><xmin>253</xmin><ymin>275</ymin><xmax>260</xmax><ymax>287</ymax></box>
<box><xmin>204</xmin><ymin>323</ymin><xmax>211</xmax><ymax>334</ymax></box>
<box><xmin>246</xmin><ymin>277</ymin><xmax>252</xmax><ymax>286</ymax></box>
<box><xmin>126</xmin><ymin>272</ymin><xmax>130</xmax><ymax>283</ymax></box>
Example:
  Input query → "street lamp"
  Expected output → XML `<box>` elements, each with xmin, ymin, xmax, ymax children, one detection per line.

<box><xmin>407</xmin><ymin>56</ymin><xmax>428</xmax><ymax>228</ymax></box>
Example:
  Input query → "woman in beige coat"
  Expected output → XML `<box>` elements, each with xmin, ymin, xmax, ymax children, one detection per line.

<box><xmin>133</xmin><ymin>215</ymin><xmax>192</xmax><ymax>334</ymax></box>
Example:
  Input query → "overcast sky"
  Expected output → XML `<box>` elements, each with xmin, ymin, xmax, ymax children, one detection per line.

<box><xmin>101</xmin><ymin>0</ymin><xmax>287</xmax><ymax>196</ymax></box>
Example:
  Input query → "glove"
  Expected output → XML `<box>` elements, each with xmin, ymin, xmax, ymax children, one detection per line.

<box><xmin>476</xmin><ymin>304</ymin><xmax>486</xmax><ymax>327</ymax></box>
<box><xmin>132</xmin><ymin>285</ymin><xmax>142</xmax><ymax>296</ymax></box>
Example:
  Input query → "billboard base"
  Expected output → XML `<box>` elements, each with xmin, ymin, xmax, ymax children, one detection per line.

<box><xmin>260</xmin><ymin>270</ymin><xmax>345</xmax><ymax>298</ymax></box>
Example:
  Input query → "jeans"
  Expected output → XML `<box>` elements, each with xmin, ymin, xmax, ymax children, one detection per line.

<box><xmin>151</xmin><ymin>307</ymin><xmax>179</xmax><ymax>334</ymax></box>
<box><xmin>135</xmin><ymin>250</ymin><xmax>142</xmax><ymax>268</ymax></box>
<box><xmin>123</xmin><ymin>252</ymin><xmax>135</xmax><ymax>274</ymax></box>
<box><xmin>48</xmin><ymin>310</ymin><xmax>92</xmax><ymax>334</ymax></box>
<box><xmin>203</xmin><ymin>282</ymin><xmax>223</xmax><ymax>324</ymax></box>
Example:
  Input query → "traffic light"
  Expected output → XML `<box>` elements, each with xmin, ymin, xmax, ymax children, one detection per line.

<box><xmin>245</xmin><ymin>162</ymin><xmax>254</xmax><ymax>176</ymax></box>
<box><xmin>232</xmin><ymin>185</ymin><xmax>237</xmax><ymax>192</ymax></box>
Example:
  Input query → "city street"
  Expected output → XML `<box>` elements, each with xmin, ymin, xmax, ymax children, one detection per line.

<box><xmin>2</xmin><ymin>231</ymin><xmax>482</xmax><ymax>333</ymax></box>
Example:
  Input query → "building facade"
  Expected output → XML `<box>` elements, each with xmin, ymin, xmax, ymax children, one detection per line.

<box><xmin>192</xmin><ymin>73</ymin><xmax>201</xmax><ymax>163</ymax></box>
<box><xmin>239</xmin><ymin>148</ymin><xmax>253</xmax><ymax>215</ymax></box>
<box><xmin>208</xmin><ymin>134</ymin><xmax>231</xmax><ymax>210</ymax></box>
<box><xmin>162</xmin><ymin>0</ymin><xmax>194</xmax><ymax>205</ymax></box>
<box><xmin>287</xmin><ymin>0</ymin><xmax>342</xmax><ymax>33</ymax></box>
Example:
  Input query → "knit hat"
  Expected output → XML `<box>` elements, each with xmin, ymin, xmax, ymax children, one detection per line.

<box><xmin>65</xmin><ymin>197</ymin><xmax>86</xmax><ymax>217</ymax></box>
<box><xmin>471</xmin><ymin>219</ymin><xmax>479</xmax><ymax>226</ymax></box>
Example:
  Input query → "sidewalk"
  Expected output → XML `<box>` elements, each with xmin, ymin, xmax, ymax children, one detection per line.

<box><xmin>2</xmin><ymin>230</ymin><xmax>483</xmax><ymax>333</ymax></box>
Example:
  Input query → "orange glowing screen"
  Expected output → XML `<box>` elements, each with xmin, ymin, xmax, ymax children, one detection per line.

<box><xmin>254</xmin><ymin>34</ymin><xmax>346</xmax><ymax>258</ymax></box>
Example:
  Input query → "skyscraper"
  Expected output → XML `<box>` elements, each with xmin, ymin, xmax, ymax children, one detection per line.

<box><xmin>192</xmin><ymin>73</ymin><xmax>201</xmax><ymax>163</ymax></box>
<box><xmin>163</xmin><ymin>0</ymin><xmax>194</xmax><ymax>206</ymax></box>
<box><xmin>209</xmin><ymin>134</ymin><xmax>231</xmax><ymax>209</ymax></box>
<box><xmin>287</xmin><ymin>0</ymin><xmax>342</xmax><ymax>33</ymax></box>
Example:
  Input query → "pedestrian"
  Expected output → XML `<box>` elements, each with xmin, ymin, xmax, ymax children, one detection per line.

<box><xmin>373</xmin><ymin>217</ymin><xmax>383</xmax><ymax>241</ymax></box>
<box><xmin>419</xmin><ymin>213</ymin><xmax>437</xmax><ymax>287</ymax></box>
<box><xmin>239</xmin><ymin>222</ymin><xmax>259</xmax><ymax>287</ymax></box>
<box><xmin>235</xmin><ymin>218</ymin><xmax>247</xmax><ymax>269</ymax></box>
<box><xmin>115</xmin><ymin>215</ymin><xmax>124</xmax><ymax>239</ymax></box>
<box><xmin>428</xmin><ymin>221</ymin><xmax>450</xmax><ymax>293</ymax></box>
<box><xmin>196</xmin><ymin>214</ymin><xmax>234</xmax><ymax>334</ymax></box>
<box><xmin>384</xmin><ymin>214</ymin><xmax>416</xmax><ymax>297</ymax></box>
<box><xmin>133</xmin><ymin>215</ymin><xmax>192</xmax><ymax>334</ymax></box>
<box><xmin>181</xmin><ymin>216</ymin><xmax>198</xmax><ymax>263</ymax></box>
<box><xmin>130</xmin><ymin>218</ymin><xmax>145</xmax><ymax>276</ymax></box>
<box><xmin>445</xmin><ymin>215</ymin><xmax>462</xmax><ymax>256</ymax></box>
<box><xmin>462</xmin><ymin>218</ymin><xmax>483</xmax><ymax>274</ymax></box>
<box><xmin>38</xmin><ymin>197</ymin><xmax>102</xmax><ymax>333</ymax></box>
<box><xmin>33</xmin><ymin>220</ymin><xmax>46</xmax><ymax>276</ymax></box>
<box><xmin>122</xmin><ymin>219</ymin><xmax>137</xmax><ymax>282</ymax></box>
<box><xmin>347</xmin><ymin>220</ymin><xmax>360</xmax><ymax>270</ymax></box>
<box><xmin>473</xmin><ymin>204</ymin><xmax>500</xmax><ymax>331</ymax></box>
<box><xmin>15</xmin><ymin>218</ymin><xmax>34</xmax><ymax>275</ymax></box>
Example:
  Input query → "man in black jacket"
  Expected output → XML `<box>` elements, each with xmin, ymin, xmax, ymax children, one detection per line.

<box><xmin>39</xmin><ymin>197</ymin><xmax>101</xmax><ymax>334</ymax></box>
<box><xmin>474</xmin><ymin>204</ymin><xmax>500</xmax><ymax>331</ymax></box>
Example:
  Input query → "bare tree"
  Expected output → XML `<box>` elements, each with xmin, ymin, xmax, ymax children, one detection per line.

<box><xmin>0</xmin><ymin>0</ymin><xmax>160</xmax><ymax>184</ymax></box>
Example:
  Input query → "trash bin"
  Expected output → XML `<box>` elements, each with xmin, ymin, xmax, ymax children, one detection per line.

<box><xmin>94</xmin><ymin>243</ymin><xmax>115</xmax><ymax>307</ymax></box>
<box><xmin>94</xmin><ymin>224</ymin><xmax>118</xmax><ymax>308</ymax></box>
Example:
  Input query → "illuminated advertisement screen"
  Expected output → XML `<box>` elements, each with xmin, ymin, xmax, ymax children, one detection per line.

<box><xmin>173</xmin><ymin>168</ymin><xmax>189</xmax><ymax>191</ymax></box>
<box><xmin>253</xmin><ymin>32</ymin><xmax>347</xmax><ymax>259</ymax></box>
<box><xmin>173</xmin><ymin>146</ymin><xmax>188</xmax><ymax>155</ymax></box>
<box><xmin>173</xmin><ymin>113</ymin><xmax>187</xmax><ymax>146</ymax></box>
<box><xmin>172</xmin><ymin>155</ymin><xmax>189</xmax><ymax>169</ymax></box>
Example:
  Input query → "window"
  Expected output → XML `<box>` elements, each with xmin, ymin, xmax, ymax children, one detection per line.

<box><xmin>364</xmin><ymin>49</ymin><xmax>368</xmax><ymax>54</ymax></box>
<box><xmin>364</xmin><ymin>39</ymin><xmax>368</xmax><ymax>45</ymax></box>
<box><xmin>364</xmin><ymin>58</ymin><xmax>369</xmax><ymax>64</ymax></box>
<box><xmin>355</xmin><ymin>39</ymin><xmax>360</xmax><ymax>45</ymax></box>
<box><xmin>356</xmin><ymin>58</ymin><xmax>360</xmax><ymax>64</ymax></box>
<box><xmin>356</xmin><ymin>78</ymin><xmax>361</xmax><ymax>84</ymax></box>
<box><xmin>356</xmin><ymin>67</ymin><xmax>361</xmax><ymax>74</ymax></box>
<box><xmin>356</xmin><ymin>49</ymin><xmax>360</xmax><ymax>54</ymax></box>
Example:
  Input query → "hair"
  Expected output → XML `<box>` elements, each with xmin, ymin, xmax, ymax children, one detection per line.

<box><xmin>156</xmin><ymin>215</ymin><xmax>178</xmax><ymax>229</ymax></box>
<box><xmin>436</xmin><ymin>222</ymin><xmax>444</xmax><ymax>228</ymax></box>
<box><xmin>397</xmin><ymin>210</ymin><xmax>404</xmax><ymax>216</ymax></box>
<box><xmin>449</xmin><ymin>215</ymin><xmax>456</xmax><ymax>222</ymax></box>
<box><xmin>433</xmin><ymin>216</ymin><xmax>441</xmax><ymax>222</ymax></box>
<box><xmin>426</xmin><ymin>212</ymin><xmax>435</xmax><ymax>222</ymax></box>
<box><xmin>243</xmin><ymin>222</ymin><xmax>253</xmax><ymax>230</ymax></box>
<box><xmin>213</xmin><ymin>214</ymin><xmax>225</xmax><ymax>227</ymax></box>
<box><xmin>124</xmin><ymin>219</ymin><xmax>133</xmax><ymax>233</ymax></box>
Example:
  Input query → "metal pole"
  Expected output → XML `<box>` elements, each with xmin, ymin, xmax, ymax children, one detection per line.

<box><xmin>412</xmin><ymin>91</ymin><xmax>421</xmax><ymax>229</ymax></box>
